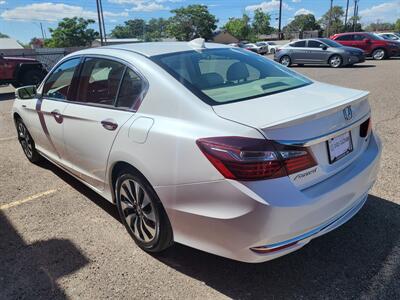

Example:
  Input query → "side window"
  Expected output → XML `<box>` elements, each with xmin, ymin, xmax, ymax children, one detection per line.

<box><xmin>116</xmin><ymin>68</ymin><xmax>145</xmax><ymax>109</ymax></box>
<box><xmin>354</xmin><ymin>34</ymin><xmax>366</xmax><ymax>41</ymax></box>
<box><xmin>308</xmin><ymin>40</ymin><xmax>324</xmax><ymax>48</ymax></box>
<box><xmin>290</xmin><ymin>40</ymin><xmax>306</xmax><ymax>47</ymax></box>
<box><xmin>43</xmin><ymin>58</ymin><xmax>80</xmax><ymax>100</ymax></box>
<box><xmin>76</xmin><ymin>58</ymin><xmax>125</xmax><ymax>106</ymax></box>
<box><xmin>336</xmin><ymin>34</ymin><xmax>353</xmax><ymax>41</ymax></box>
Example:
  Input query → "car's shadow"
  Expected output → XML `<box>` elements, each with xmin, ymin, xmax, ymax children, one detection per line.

<box><xmin>37</xmin><ymin>160</ymin><xmax>400</xmax><ymax>299</ymax></box>
<box><xmin>293</xmin><ymin>64</ymin><xmax>376</xmax><ymax>69</ymax></box>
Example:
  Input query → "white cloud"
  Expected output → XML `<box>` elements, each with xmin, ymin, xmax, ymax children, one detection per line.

<box><xmin>294</xmin><ymin>8</ymin><xmax>313</xmax><ymax>16</ymax></box>
<box><xmin>245</xmin><ymin>0</ymin><xmax>292</xmax><ymax>12</ymax></box>
<box><xmin>292</xmin><ymin>0</ymin><xmax>301</xmax><ymax>3</ymax></box>
<box><xmin>0</xmin><ymin>2</ymin><xmax>128</xmax><ymax>22</ymax></box>
<box><xmin>359</xmin><ymin>1</ymin><xmax>400</xmax><ymax>23</ymax></box>
<box><xmin>129</xmin><ymin>2</ymin><xmax>169</xmax><ymax>12</ymax></box>
<box><xmin>0</xmin><ymin>1</ymin><xmax>6</xmax><ymax>4</ymax></box>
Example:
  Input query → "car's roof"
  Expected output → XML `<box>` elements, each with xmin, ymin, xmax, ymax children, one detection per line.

<box><xmin>104</xmin><ymin>41</ymin><xmax>230</xmax><ymax>57</ymax></box>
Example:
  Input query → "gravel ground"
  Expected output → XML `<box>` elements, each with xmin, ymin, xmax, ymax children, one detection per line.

<box><xmin>0</xmin><ymin>57</ymin><xmax>399</xmax><ymax>300</ymax></box>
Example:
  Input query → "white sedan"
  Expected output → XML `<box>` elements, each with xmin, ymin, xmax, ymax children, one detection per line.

<box><xmin>13</xmin><ymin>39</ymin><xmax>381</xmax><ymax>263</ymax></box>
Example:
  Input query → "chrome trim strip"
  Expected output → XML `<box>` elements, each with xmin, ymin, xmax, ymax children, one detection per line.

<box><xmin>254</xmin><ymin>193</ymin><xmax>368</xmax><ymax>251</ymax></box>
<box><xmin>276</xmin><ymin>112</ymin><xmax>370</xmax><ymax>147</ymax></box>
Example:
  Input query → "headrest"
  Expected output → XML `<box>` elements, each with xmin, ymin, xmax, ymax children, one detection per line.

<box><xmin>198</xmin><ymin>72</ymin><xmax>224</xmax><ymax>89</ymax></box>
<box><xmin>227</xmin><ymin>62</ymin><xmax>249</xmax><ymax>82</ymax></box>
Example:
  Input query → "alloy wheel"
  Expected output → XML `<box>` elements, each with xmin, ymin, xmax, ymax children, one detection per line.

<box><xmin>280</xmin><ymin>56</ymin><xmax>291</xmax><ymax>67</ymax></box>
<box><xmin>330</xmin><ymin>55</ymin><xmax>342</xmax><ymax>68</ymax></box>
<box><xmin>119</xmin><ymin>178</ymin><xmax>157</xmax><ymax>243</ymax></box>
<box><xmin>373</xmin><ymin>49</ymin><xmax>385</xmax><ymax>60</ymax></box>
<box><xmin>18</xmin><ymin>122</ymin><xmax>33</xmax><ymax>159</ymax></box>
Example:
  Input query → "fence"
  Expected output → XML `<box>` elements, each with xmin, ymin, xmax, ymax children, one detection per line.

<box><xmin>0</xmin><ymin>47</ymin><xmax>85</xmax><ymax>70</ymax></box>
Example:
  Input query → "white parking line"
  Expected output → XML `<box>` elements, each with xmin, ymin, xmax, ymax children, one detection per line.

<box><xmin>0</xmin><ymin>136</ymin><xmax>17</xmax><ymax>142</ymax></box>
<box><xmin>0</xmin><ymin>189</ymin><xmax>58</xmax><ymax>210</ymax></box>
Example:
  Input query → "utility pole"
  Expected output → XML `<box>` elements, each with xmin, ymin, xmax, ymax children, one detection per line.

<box><xmin>327</xmin><ymin>0</ymin><xmax>333</xmax><ymax>37</ymax></box>
<box><xmin>278</xmin><ymin>0</ymin><xmax>282</xmax><ymax>40</ymax></box>
<box><xmin>99</xmin><ymin>0</ymin><xmax>107</xmax><ymax>45</ymax></box>
<box><xmin>344</xmin><ymin>0</ymin><xmax>350</xmax><ymax>31</ymax></box>
<box><xmin>40</xmin><ymin>22</ymin><xmax>45</xmax><ymax>40</ymax></box>
<box><xmin>353</xmin><ymin>0</ymin><xmax>359</xmax><ymax>32</ymax></box>
<box><xmin>96</xmin><ymin>0</ymin><xmax>104</xmax><ymax>45</ymax></box>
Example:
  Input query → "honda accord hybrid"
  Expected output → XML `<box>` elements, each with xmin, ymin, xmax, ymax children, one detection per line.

<box><xmin>12</xmin><ymin>39</ymin><xmax>381</xmax><ymax>263</ymax></box>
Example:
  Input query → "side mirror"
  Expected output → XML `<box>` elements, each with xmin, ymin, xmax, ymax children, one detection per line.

<box><xmin>319</xmin><ymin>44</ymin><xmax>328</xmax><ymax>50</ymax></box>
<box><xmin>15</xmin><ymin>85</ymin><xmax>37</xmax><ymax>100</ymax></box>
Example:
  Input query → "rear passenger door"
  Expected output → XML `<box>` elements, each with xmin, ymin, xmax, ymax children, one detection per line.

<box><xmin>62</xmin><ymin>57</ymin><xmax>146</xmax><ymax>190</ymax></box>
<box><xmin>288</xmin><ymin>40</ymin><xmax>307</xmax><ymax>63</ymax></box>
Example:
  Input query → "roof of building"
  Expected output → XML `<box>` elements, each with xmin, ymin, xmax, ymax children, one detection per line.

<box><xmin>104</xmin><ymin>41</ymin><xmax>230</xmax><ymax>57</ymax></box>
<box><xmin>0</xmin><ymin>38</ymin><xmax>24</xmax><ymax>50</ymax></box>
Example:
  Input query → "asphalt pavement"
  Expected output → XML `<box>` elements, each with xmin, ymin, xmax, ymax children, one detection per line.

<box><xmin>0</xmin><ymin>57</ymin><xmax>399</xmax><ymax>299</ymax></box>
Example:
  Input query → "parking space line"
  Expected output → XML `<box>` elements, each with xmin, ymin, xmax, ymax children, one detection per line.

<box><xmin>0</xmin><ymin>189</ymin><xmax>58</xmax><ymax>210</ymax></box>
<box><xmin>0</xmin><ymin>136</ymin><xmax>16</xmax><ymax>142</ymax></box>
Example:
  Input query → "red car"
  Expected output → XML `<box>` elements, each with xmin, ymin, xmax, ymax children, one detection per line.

<box><xmin>330</xmin><ymin>32</ymin><xmax>400</xmax><ymax>60</ymax></box>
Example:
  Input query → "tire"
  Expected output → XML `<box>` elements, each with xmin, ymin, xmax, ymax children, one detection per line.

<box><xmin>279</xmin><ymin>55</ymin><xmax>291</xmax><ymax>67</ymax></box>
<box><xmin>15</xmin><ymin>119</ymin><xmax>42</xmax><ymax>163</ymax></box>
<box><xmin>372</xmin><ymin>48</ymin><xmax>386</xmax><ymax>60</ymax></box>
<box><xmin>329</xmin><ymin>55</ymin><xmax>343</xmax><ymax>68</ymax></box>
<box><xmin>20</xmin><ymin>69</ymin><xmax>46</xmax><ymax>86</ymax></box>
<box><xmin>115</xmin><ymin>170</ymin><xmax>173</xmax><ymax>253</ymax></box>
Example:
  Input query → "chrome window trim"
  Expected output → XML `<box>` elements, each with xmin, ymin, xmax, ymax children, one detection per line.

<box><xmin>276</xmin><ymin>111</ymin><xmax>370</xmax><ymax>147</ymax></box>
<box><xmin>38</xmin><ymin>53</ymin><xmax>149</xmax><ymax>113</ymax></box>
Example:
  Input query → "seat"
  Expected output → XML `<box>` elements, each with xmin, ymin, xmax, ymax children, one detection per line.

<box><xmin>226</xmin><ymin>62</ymin><xmax>249</xmax><ymax>83</ymax></box>
<box><xmin>198</xmin><ymin>72</ymin><xmax>224</xmax><ymax>89</ymax></box>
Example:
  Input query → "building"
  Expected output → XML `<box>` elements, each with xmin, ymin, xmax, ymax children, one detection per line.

<box><xmin>211</xmin><ymin>30</ymin><xmax>239</xmax><ymax>44</ymax></box>
<box><xmin>0</xmin><ymin>38</ymin><xmax>23</xmax><ymax>50</ymax></box>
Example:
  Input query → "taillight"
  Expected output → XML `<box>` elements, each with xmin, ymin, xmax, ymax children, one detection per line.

<box><xmin>196</xmin><ymin>137</ymin><xmax>316</xmax><ymax>181</ymax></box>
<box><xmin>360</xmin><ymin>118</ymin><xmax>372</xmax><ymax>138</ymax></box>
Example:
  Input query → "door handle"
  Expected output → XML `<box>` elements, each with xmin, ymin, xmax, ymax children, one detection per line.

<box><xmin>101</xmin><ymin>119</ymin><xmax>118</xmax><ymax>131</ymax></box>
<box><xmin>51</xmin><ymin>109</ymin><xmax>63</xmax><ymax>124</ymax></box>
<box><xmin>22</xmin><ymin>104</ymin><xmax>26</xmax><ymax>108</ymax></box>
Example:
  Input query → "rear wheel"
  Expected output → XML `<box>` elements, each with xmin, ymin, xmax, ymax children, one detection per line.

<box><xmin>16</xmin><ymin>119</ymin><xmax>42</xmax><ymax>163</ymax></box>
<box><xmin>115</xmin><ymin>171</ymin><xmax>173</xmax><ymax>253</ymax></box>
<box><xmin>372</xmin><ymin>48</ymin><xmax>386</xmax><ymax>60</ymax></box>
<box><xmin>279</xmin><ymin>55</ymin><xmax>291</xmax><ymax>67</ymax></box>
<box><xmin>329</xmin><ymin>55</ymin><xmax>343</xmax><ymax>68</ymax></box>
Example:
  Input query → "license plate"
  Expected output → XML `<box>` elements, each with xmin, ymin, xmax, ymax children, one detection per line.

<box><xmin>327</xmin><ymin>132</ymin><xmax>353</xmax><ymax>164</ymax></box>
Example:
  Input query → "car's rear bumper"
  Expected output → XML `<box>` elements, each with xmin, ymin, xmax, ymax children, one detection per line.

<box><xmin>155</xmin><ymin>133</ymin><xmax>381</xmax><ymax>263</ymax></box>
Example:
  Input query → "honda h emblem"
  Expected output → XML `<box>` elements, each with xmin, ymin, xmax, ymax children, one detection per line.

<box><xmin>343</xmin><ymin>105</ymin><xmax>353</xmax><ymax>121</ymax></box>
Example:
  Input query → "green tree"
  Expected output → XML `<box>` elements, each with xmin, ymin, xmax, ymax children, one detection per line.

<box><xmin>0</xmin><ymin>32</ymin><xmax>9</xmax><ymax>38</ymax></box>
<box><xmin>283</xmin><ymin>13</ymin><xmax>320</xmax><ymax>34</ymax></box>
<box><xmin>348</xmin><ymin>16</ymin><xmax>362</xmax><ymax>31</ymax></box>
<box><xmin>252</xmin><ymin>9</ymin><xmax>273</xmax><ymax>35</ymax></box>
<box><xmin>395</xmin><ymin>19</ymin><xmax>400</xmax><ymax>32</ymax></box>
<box><xmin>319</xmin><ymin>6</ymin><xmax>344</xmax><ymax>36</ymax></box>
<box><xmin>224</xmin><ymin>14</ymin><xmax>251</xmax><ymax>40</ymax></box>
<box><xmin>167</xmin><ymin>5</ymin><xmax>218</xmax><ymax>41</ymax></box>
<box><xmin>146</xmin><ymin>18</ymin><xmax>170</xmax><ymax>41</ymax></box>
<box><xmin>364</xmin><ymin>22</ymin><xmax>394</xmax><ymax>32</ymax></box>
<box><xmin>45</xmin><ymin>17</ymin><xmax>98</xmax><ymax>47</ymax></box>
<box><xmin>111</xmin><ymin>19</ymin><xmax>146</xmax><ymax>39</ymax></box>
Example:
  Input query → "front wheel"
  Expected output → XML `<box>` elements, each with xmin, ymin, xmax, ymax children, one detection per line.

<box><xmin>329</xmin><ymin>55</ymin><xmax>343</xmax><ymax>68</ymax></box>
<box><xmin>372</xmin><ymin>48</ymin><xmax>386</xmax><ymax>60</ymax></box>
<box><xmin>16</xmin><ymin>119</ymin><xmax>42</xmax><ymax>163</ymax></box>
<box><xmin>279</xmin><ymin>55</ymin><xmax>291</xmax><ymax>67</ymax></box>
<box><xmin>115</xmin><ymin>171</ymin><xmax>173</xmax><ymax>253</ymax></box>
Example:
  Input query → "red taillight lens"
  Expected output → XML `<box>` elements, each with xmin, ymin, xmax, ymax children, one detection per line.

<box><xmin>196</xmin><ymin>137</ymin><xmax>316</xmax><ymax>181</ymax></box>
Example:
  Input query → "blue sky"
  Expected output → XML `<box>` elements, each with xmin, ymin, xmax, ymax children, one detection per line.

<box><xmin>1</xmin><ymin>0</ymin><xmax>399</xmax><ymax>42</ymax></box>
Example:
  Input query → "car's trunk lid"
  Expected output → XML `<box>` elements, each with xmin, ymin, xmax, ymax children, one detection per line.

<box><xmin>213</xmin><ymin>81</ymin><xmax>371</xmax><ymax>189</ymax></box>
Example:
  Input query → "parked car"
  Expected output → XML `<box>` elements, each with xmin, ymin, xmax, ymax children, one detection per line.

<box><xmin>330</xmin><ymin>32</ymin><xmax>400</xmax><ymax>60</ymax></box>
<box><xmin>376</xmin><ymin>32</ymin><xmax>400</xmax><ymax>42</ymax></box>
<box><xmin>257</xmin><ymin>41</ymin><xmax>279</xmax><ymax>54</ymax></box>
<box><xmin>0</xmin><ymin>54</ymin><xmax>47</xmax><ymax>88</ymax></box>
<box><xmin>13</xmin><ymin>40</ymin><xmax>381</xmax><ymax>263</ymax></box>
<box><xmin>274</xmin><ymin>38</ymin><xmax>365</xmax><ymax>68</ymax></box>
<box><xmin>241</xmin><ymin>43</ymin><xmax>268</xmax><ymax>54</ymax></box>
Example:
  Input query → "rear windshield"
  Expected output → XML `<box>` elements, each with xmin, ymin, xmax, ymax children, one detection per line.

<box><xmin>151</xmin><ymin>48</ymin><xmax>312</xmax><ymax>105</ymax></box>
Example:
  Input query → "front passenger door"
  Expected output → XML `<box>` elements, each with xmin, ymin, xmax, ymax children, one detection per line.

<box><xmin>62</xmin><ymin>57</ymin><xmax>146</xmax><ymax>190</ymax></box>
